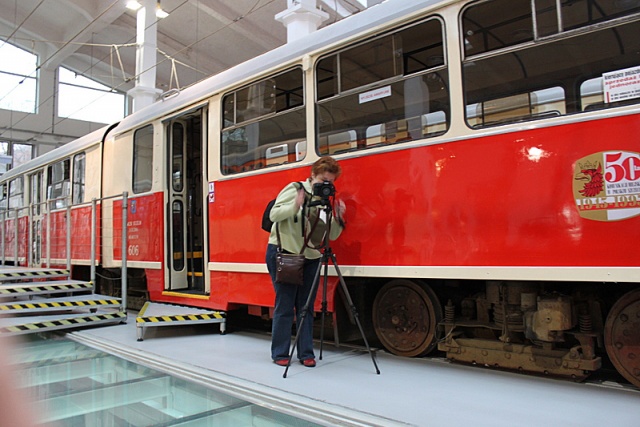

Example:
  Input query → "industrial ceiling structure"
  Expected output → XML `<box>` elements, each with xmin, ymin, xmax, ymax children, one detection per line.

<box><xmin>0</xmin><ymin>0</ymin><xmax>379</xmax><ymax>153</ymax></box>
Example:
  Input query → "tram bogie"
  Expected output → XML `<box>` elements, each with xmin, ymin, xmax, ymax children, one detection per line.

<box><xmin>436</xmin><ymin>280</ymin><xmax>607</xmax><ymax>380</ymax></box>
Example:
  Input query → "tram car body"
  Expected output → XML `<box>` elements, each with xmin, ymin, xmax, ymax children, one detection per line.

<box><xmin>1</xmin><ymin>0</ymin><xmax>639</xmax><ymax>387</ymax></box>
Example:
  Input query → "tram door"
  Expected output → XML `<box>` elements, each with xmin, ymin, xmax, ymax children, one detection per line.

<box><xmin>29</xmin><ymin>170</ymin><xmax>44</xmax><ymax>266</ymax></box>
<box><xmin>167</xmin><ymin>109</ymin><xmax>206</xmax><ymax>292</ymax></box>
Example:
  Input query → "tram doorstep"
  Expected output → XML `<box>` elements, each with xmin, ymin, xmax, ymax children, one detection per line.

<box><xmin>135</xmin><ymin>301</ymin><xmax>226</xmax><ymax>341</ymax></box>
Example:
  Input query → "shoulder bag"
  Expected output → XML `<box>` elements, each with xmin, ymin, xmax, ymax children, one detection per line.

<box><xmin>274</xmin><ymin>210</ymin><xmax>320</xmax><ymax>286</ymax></box>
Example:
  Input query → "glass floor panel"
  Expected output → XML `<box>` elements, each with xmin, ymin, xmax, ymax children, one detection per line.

<box><xmin>8</xmin><ymin>335</ymin><xmax>323</xmax><ymax>427</ymax></box>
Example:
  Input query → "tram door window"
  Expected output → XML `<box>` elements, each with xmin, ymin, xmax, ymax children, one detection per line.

<box><xmin>167</xmin><ymin>109</ymin><xmax>206</xmax><ymax>292</ymax></box>
<box><xmin>72</xmin><ymin>153</ymin><xmax>85</xmax><ymax>204</ymax></box>
<box><xmin>315</xmin><ymin>17</ymin><xmax>449</xmax><ymax>154</ymax></box>
<box><xmin>462</xmin><ymin>0</ymin><xmax>640</xmax><ymax>127</ymax></box>
<box><xmin>132</xmin><ymin>125</ymin><xmax>153</xmax><ymax>194</ymax></box>
<box><xmin>29</xmin><ymin>170</ymin><xmax>44</xmax><ymax>266</ymax></box>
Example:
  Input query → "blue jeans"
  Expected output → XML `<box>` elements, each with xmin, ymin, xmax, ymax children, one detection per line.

<box><xmin>266</xmin><ymin>244</ymin><xmax>321</xmax><ymax>361</ymax></box>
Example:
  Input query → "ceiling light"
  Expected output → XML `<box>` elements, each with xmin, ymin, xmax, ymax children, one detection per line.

<box><xmin>125</xmin><ymin>0</ymin><xmax>142</xmax><ymax>10</ymax></box>
<box><xmin>156</xmin><ymin>1</ymin><xmax>169</xmax><ymax>18</ymax></box>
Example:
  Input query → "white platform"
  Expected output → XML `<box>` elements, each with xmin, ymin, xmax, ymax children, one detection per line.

<box><xmin>53</xmin><ymin>313</ymin><xmax>640</xmax><ymax>427</ymax></box>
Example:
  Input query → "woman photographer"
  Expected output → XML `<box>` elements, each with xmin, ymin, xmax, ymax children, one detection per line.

<box><xmin>266</xmin><ymin>156</ymin><xmax>346</xmax><ymax>367</ymax></box>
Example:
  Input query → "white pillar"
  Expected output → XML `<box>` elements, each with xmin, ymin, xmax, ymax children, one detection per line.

<box><xmin>127</xmin><ymin>0</ymin><xmax>162</xmax><ymax>112</ymax></box>
<box><xmin>275</xmin><ymin>0</ymin><xmax>329</xmax><ymax>43</ymax></box>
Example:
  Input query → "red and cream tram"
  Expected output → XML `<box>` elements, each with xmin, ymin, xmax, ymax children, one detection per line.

<box><xmin>1</xmin><ymin>0</ymin><xmax>639</xmax><ymax>387</ymax></box>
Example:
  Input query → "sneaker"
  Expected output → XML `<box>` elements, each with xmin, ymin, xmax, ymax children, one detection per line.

<box><xmin>301</xmin><ymin>358</ymin><xmax>316</xmax><ymax>368</ymax></box>
<box><xmin>274</xmin><ymin>359</ymin><xmax>289</xmax><ymax>366</ymax></box>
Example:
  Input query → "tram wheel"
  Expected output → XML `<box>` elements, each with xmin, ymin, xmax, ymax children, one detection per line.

<box><xmin>372</xmin><ymin>279</ymin><xmax>442</xmax><ymax>357</ymax></box>
<box><xmin>604</xmin><ymin>289</ymin><xmax>640</xmax><ymax>388</ymax></box>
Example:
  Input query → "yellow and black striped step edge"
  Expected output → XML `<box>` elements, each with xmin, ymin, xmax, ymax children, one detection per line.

<box><xmin>0</xmin><ymin>269</ymin><xmax>70</xmax><ymax>281</ymax></box>
<box><xmin>0</xmin><ymin>281</ymin><xmax>93</xmax><ymax>295</ymax></box>
<box><xmin>136</xmin><ymin>311</ymin><xmax>225</xmax><ymax>324</ymax></box>
<box><xmin>0</xmin><ymin>298</ymin><xmax>121</xmax><ymax>312</ymax></box>
<box><xmin>0</xmin><ymin>311</ymin><xmax>126</xmax><ymax>335</ymax></box>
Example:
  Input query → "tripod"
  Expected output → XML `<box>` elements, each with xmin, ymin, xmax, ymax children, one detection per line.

<box><xmin>282</xmin><ymin>201</ymin><xmax>380</xmax><ymax>378</ymax></box>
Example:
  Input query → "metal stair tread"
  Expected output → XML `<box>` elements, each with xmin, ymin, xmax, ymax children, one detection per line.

<box><xmin>0</xmin><ymin>280</ymin><xmax>93</xmax><ymax>295</ymax></box>
<box><xmin>0</xmin><ymin>311</ymin><xmax>127</xmax><ymax>336</ymax></box>
<box><xmin>0</xmin><ymin>294</ymin><xmax>122</xmax><ymax>314</ymax></box>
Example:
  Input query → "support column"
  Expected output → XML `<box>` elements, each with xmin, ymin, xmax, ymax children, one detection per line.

<box><xmin>275</xmin><ymin>0</ymin><xmax>329</xmax><ymax>43</ymax></box>
<box><xmin>127</xmin><ymin>0</ymin><xmax>162</xmax><ymax>112</ymax></box>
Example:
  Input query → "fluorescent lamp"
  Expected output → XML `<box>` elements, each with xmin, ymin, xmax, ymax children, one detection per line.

<box><xmin>156</xmin><ymin>1</ymin><xmax>169</xmax><ymax>18</ymax></box>
<box><xmin>125</xmin><ymin>0</ymin><xmax>142</xmax><ymax>10</ymax></box>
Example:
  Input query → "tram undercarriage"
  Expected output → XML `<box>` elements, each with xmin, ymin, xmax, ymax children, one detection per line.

<box><xmin>370</xmin><ymin>279</ymin><xmax>640</xmax><ymax>388</ymax></box>
<box><xmin>437</xmin><ymin>281</ymin><xmax>602</xmax><ymax>381</ymax></box>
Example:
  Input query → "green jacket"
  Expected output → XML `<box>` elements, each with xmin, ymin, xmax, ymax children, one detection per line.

<box><xmin>268</xmin><ymin>180</ymin><xmax>344</xmax><ymax>259</ymax></box>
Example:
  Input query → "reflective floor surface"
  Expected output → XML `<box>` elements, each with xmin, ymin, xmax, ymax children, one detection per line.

<box><xmin>7</xmin><ymin>334</ymin><xmax>322</xmax><ymax>426</ymax></box>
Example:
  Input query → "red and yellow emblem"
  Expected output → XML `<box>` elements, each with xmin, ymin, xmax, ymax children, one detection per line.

<box><xmin>574</xmin><ymin>151</ymin><xmax>640</xmax><ymax>221</ymax></box>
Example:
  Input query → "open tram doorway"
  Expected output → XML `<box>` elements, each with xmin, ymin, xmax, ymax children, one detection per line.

<box><xmin>166</xmin><ymin>108</ymin><xmax>207</xmax><ymax>293</ymax></box>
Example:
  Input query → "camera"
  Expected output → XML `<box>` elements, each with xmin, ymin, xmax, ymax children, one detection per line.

<box><xmin>313</xmin><ymin>181</ymin><xmax>335</xmax><ymax>199</ymax></box>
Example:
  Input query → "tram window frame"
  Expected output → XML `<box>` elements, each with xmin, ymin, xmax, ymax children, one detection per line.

<box><xmin>461</xmin><ymin>0</ymin><xmax>640</xmax><ymax>128</ymax></box>
<box><xmin>8</xmin><ymin>177</ymin><xmax>24</xmax><ymax>210</ymax></box>
<box><xmin>221</xmin><ymin>67</ymin><xmax>306</xmax><ymax>175</ymax></box>
<box><xmin>133</xmin><ymin>125</ymin><xmax>154</xmax><ymax>194</ymax></box>
<box><xmin>72</xmin><ymin>152</ymin><xmax>86</xmax><ymax>204</ymax></box>
<box><xmin>47</xmin><ymin>159</ymin><xmax>70</xmax><ymax>210</ymax></box>
<box><xmin>315</xmin><ymin>17</ymin><xmax>450</xmax><ymax>156</ymax></box>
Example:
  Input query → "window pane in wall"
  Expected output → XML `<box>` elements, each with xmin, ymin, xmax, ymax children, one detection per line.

<box><xmin>0</xmin><ymin>43</ymin><xmax>37</xmax><ymax>113</ymax></box>
<box><xmin>58</xmin><ymin>67</ymin><xmax>125</xmax><ymax>124</ymax></box>
<box><xmin>0</xmin><ymin>74</ymin><xmax>36</xmax><ymax>113</ymax></box>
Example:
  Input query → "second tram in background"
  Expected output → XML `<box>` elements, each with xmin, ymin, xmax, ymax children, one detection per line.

<box><xmin>1</xmin><ymin>0</ymin><xmax>639</xmax><ymax>388</ymax></box>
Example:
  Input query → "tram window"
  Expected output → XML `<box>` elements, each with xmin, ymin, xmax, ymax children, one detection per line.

<box><xmin>467</xmin><ymin>87</ymin><xmax>564</xmax><ymax>127</ymax></box>
<box><xmin>8</xmin><ymin>177</ymin><xmax>23</xmax><ymax>209</ymax></box>
<box><xmin>72</xmin><ymin>152</ymin><xmax>86</xmax><ymax>204</ymax></box>
<box><xmin>535</xmin><ymin>0</ymin><xmax>640</xmax><ymax>37</ymax></box>
<box><xmin>462</xmin><ymin>1</ymin><xmax>640</xmax><ymax>127</ymax></box>
<box><xmin>30</xmin><ymin>171</ymin><xmax>43</xmax><ymax>215</ymax></box>
<box><xmin>133</xmin><ymin>125</ymin><xmax>153</xmax><ymax>193</ymax></box>
<box><xmin>221</xmin><ymin>68</ymin><xmax>305</xmax><ymax>175</ymax></box>
<box><xmin>0</xmin><ymin>184</ymin><xmax>6</xmax><ymax>211</ymax></box>
<box><xmin>580</xmin><ymin>77</ymin><xmax>605</xmax><ymax>111</ymax></box>
<box><xmin>316</xmin><ymin>18</ymin><xmax>449</xmax><ymax>154</ymax></box>
<box><xmin>47</xmin><ymin>159</ymin><xmax>70</xmax><ymax>210</ymax></box>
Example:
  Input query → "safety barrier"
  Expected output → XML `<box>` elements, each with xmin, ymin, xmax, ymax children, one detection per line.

<box><xmin>0</xmin><ymin>192</ymin><xmax>129</xmax><ymax>310</ymax></box>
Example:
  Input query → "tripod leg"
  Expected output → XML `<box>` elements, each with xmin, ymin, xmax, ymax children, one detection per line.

<box><xmin>283</xmin><ymin>255</ymin><xmax>325</xmax><ymax>378</ymax></box>
<box><xmin>319</xmin><ymin>259</ymin><xmax>330</xmax><ymax>360</ymax></box>
<box><xmin>330</xmin><ymin>253</ymin><xmax>381</xmax><ymax>375</ymax></box>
